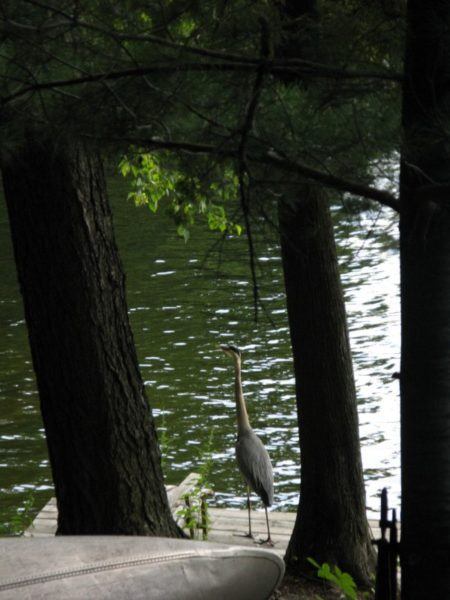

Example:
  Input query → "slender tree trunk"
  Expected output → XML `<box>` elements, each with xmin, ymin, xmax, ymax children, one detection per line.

<box><xmin>1</xmin><ymin>135</ymin><xmax>180</xmax><ymax>536</ymax></box>
<box><xmin>276</xmin><ymin>0</ymin><xmax>374</xmax><ymax>584</ymax></box>
<box><xmin>400</xmin><ymin>2</ymin><xmax>450</xmax><ymax>596</ymax></box>
<box><xmin>279</xmin><ymin>188</ymin><xmax>374</xmax><ymax>584</ymax></box>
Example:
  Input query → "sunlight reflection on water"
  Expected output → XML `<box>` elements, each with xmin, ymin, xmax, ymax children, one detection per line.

<box><xmin>0</xmin><ymin>182</ymin><xmax>400</xmax><ymax>523</ymax></box>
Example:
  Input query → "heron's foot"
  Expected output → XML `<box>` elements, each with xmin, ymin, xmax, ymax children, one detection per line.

<box><xmin>258</xmin><ymin>537</ymin><xmax>274</xmax><ymax>547</ymax></box>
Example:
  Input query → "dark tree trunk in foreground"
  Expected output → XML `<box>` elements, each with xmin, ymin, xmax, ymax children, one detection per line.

<box><xmin>276</xmin><ymin>0</ymin><xmax>374</xmax><ymax>584</ymax></box>
<box><xmin>400</xmin><ymin>2</ymin><xmax>450</xmax><ymax>596</ymax></box>
<box><xmin>1</xmin><ymin>136</ymin><xmax>180</xmax><ymax>536</ymax></box>
<box><xmin>280</xmin><ymin>188</ymin><xmax>374</xmax><ymax>584</ymax></box>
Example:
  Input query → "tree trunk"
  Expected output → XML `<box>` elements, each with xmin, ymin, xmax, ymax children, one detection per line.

<box><xmin>276</xmin><ymin>0</ymin><xmax>374</xmax><ymax>584</ymax></box>
<box><xmin>1</xmin><ymin>135</ymin><xmax>180</xmax><ymax>536</ymax></box>
<box><xmin>400</xmin><ymin>2</ymin><xmax>450</xmax><ymax>596</ymax></box>
<box><xmin>280</xmin><ymin>188</ymin><xmax>374</xmax><ymax>584</ymax></box>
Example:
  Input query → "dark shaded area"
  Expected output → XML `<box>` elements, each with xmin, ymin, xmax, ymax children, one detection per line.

<box><xmin>399</xmin><ymin>2</ymin><xmax>450</xmax><ymax>597</ymax></box>
<box><xmin>1</xmin><ymin>136</ymin><xmax>180</xmax><ymax>536</ymax></box>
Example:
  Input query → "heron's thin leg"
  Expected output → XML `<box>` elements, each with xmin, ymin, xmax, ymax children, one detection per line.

<box><xmin>259</xmin><ymin>506</ymin><xmax>274</xmax><ymax>546</ymax></box>
<box><xmin>265</xmin><ymin>506</ymin><xmax>272</xmax><ymax>543</ymax></box>
<box><xmin>246</xmin><ymin>486</ymin><xmax>254</xmax><ymax>538</ymax></box>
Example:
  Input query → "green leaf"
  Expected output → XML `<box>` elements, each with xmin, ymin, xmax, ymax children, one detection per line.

<box><xmin>338</xmin><ymin>573</ymin><xmax>358</xmax><ymax>599</ymax></box>
<box><xmin>307</xmin><ymin>557</ymin><xmax>321</xmax><ymax>569</ymax></box>
<box><xmin>177</xmin><ymin>224</ymin><xmax>190</xmax><ymax>243</ymax></box>
<box><xmin>309</xmin><ymin>559</ymin><xmax>358</xmax><ymax>600</ymax></box>
<box><xmin>147</xmin><ymin>196</ymin><xmax>159</xmax><ymax>212</ymax></box>
<box><xmin>318</xmin><ymin>562</ymin><xmax>330</xmax><ymax>575</ymax></box>
<box><xmin>119</xmin><ymin>159</ymin><xmax>130</xmax><ymax>177</ymax></box>
<box><xmin>135</xmin><ymin>192</ymin><xmax>148</xmax><ymax>207</ymax></box>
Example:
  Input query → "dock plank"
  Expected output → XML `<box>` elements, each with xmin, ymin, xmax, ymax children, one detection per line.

<box><xmin>209</xmin><ymin>507</ymin><xmax>295</xmax><ymax>522</ymax></box>
<box><xmin>24</xmin><ymin>473</ymin><xmax>387</xmax><ymax>556</ymax></box>
<box><xmin>24</xmin><ymin>475</ymin><xmax>203</xmax><ymax>538</ymax></box>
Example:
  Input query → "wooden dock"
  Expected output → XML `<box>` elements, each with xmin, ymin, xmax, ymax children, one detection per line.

<box><xmin>24</xmin><ymin>473</ymin><xmax>382</xmax><ymax>558</ymax></box>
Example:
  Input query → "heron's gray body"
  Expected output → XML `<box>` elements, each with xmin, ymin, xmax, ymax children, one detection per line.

<box><xmin>236</xmin><ymin>429</ymin><xmax>273</xmax><ymax>507</ymax></box>
<box><xmin>220</xmin><ymin>343</ymin><xmax>274</xmax><ymax>543</ymax></box>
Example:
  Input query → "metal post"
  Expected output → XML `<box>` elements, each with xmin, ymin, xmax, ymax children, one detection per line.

<box><xmin>373</xmin><ymin>488</ymin><xmax>400</xmax><ymax>600</ymax></box>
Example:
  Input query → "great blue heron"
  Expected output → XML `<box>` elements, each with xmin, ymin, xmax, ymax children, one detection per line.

<box><xmin>220</xmin><ymin>344</ymin><xmax>274</xmax><ymax>545</ymax></box>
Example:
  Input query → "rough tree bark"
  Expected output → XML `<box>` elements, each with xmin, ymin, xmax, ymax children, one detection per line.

<box><xmin>400</xmin><ymin>1</ymin><xmax>450</xmax><ymax>596</ymax></box>
<box><xmin>1</xmin><ymin>135</ymin><xmax>180</xmax><ymax>536</ymax></box>
<box><xmin>279</xmin><ymin>188</ymin><xmax>374</xmax><ymax>584</ymax></box>
<box><xmin>276</xmin><ymin>0</ymin><xmax>374</xmax><ymax>584</ymax></box>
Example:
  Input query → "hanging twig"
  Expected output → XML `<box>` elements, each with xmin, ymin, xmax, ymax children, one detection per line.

<box><xmin>237</xmin><ymin>18</ymin><xmax>272</xmax><ymax>322</ymax></box>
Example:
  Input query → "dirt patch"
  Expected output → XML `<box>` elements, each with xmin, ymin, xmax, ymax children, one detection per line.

<box><xmin>271</xmin><ymin>574</ymin><xmax>343</xmax><ymax>599</ymax></box>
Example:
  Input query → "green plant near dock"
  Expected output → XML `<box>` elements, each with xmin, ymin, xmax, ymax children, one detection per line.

<box><xmin>176</xmin><ymin>483</ymin><xmax>212</xmax><ymax>540</ymax></box>
<box><xmin>0</xmin><ymin>491</ymin><xmax>36</xmax><ymax>536</ymax></box>
<box><xmin>176</xmin><ymin>428</ymin><xmax>215</xmax><ymax>540</ymax></box>
<box><xmin>307</xmin><ymin>558</ymin><xmax>373</xmax><ymax>600</ymax></box>
<box><xmin>177</xmin><ymin>491</ymin><xmax>210</xmax><ymax>540</ymax></box>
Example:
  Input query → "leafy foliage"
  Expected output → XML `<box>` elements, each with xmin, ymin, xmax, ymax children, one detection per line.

<box><xmin>1</xmin><ymin>0</ymin><xmax>402</xmax><ymax>199</ymax></box>
<box><xmin>306</xmin><ymin>557</ymin><xmax>375</xmax><ymax>600</ymax></box>
<box><xmin>176</xmin><ymin>428</ymin><xmax>215</xmax><ymax>539</ymax></box>
<box><xmin>119</xmin><ymin>152</ymin><xmax>243</xmax><ymax>239</ymax></box>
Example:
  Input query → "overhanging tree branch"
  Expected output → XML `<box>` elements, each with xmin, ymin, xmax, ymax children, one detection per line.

<box><xmin>0</xmin><ymin>60</ymin><xmax>400</xmax><ymax>108</ymax></box>
<box><xmin>0</xmin><ymin>62</ymin><xmax>262</xmax><ymax>106</ymax></box>
<box><xmin>17</xmin><ymin>0</ymin><xmax>402</xmax><ymax>84</ymax></box>
<box><xmin>264</xmin><ymin>150</ymin><xmax>400</xmax><ymax>211</ymax></box>
<box><xmin>112</xmin><ymin>136</ymin><xmax>400</xmax><ymax>211</ymax></box>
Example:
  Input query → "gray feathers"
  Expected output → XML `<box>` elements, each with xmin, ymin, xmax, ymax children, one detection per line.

<box><xmin>236</xmin><ymin>429</ymin><xmax>274</xmax><ymax>507</ymax></box>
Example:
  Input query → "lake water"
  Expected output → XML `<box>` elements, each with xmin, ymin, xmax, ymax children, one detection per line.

<box><xmin>0</xmin><ymin>179</ymin><xmax>400</xmax><ymax>528</ymax></box>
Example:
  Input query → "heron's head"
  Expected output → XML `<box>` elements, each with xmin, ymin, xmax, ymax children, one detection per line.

<box><xmin>219</xmin><ymin>344</ymin><xmax>242</xmax><ymax>361</ymax></box>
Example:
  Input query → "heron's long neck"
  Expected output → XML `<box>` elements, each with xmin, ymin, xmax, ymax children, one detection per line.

<box><xmin>234</xmin><ymin>358</ymin><xmax>251</xmax><ymax>434</ymax></box>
